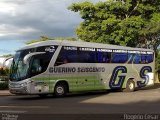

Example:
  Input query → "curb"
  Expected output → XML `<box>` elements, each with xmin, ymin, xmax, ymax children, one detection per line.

<box><xmin>0</xmin><ymin>94</ymin><xmax>13</xmax><ymax>96</ymax></box>
<box><xmin>0</xmin><ymin>90</ymin><xmax>13</xmax><ymax>96</ymax></box>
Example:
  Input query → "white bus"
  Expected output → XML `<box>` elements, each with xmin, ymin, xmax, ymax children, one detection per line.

<box><xmin>9</xmin><ymin>40</ymin><xmax>155</xmax><ymax>97</ymax></box>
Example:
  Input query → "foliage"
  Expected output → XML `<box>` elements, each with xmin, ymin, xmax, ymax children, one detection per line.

<box><xmin>156</xmin><ymin>50</ymin><xmax>160</xmax><ymax>72</ymax></box>
<box><xmin>26</xmin><ymin>36</ymin><xmax>77</xmax><ymax>44</ymax></box>
<box><xmin>0</xmin><ymin>68</ymin><xmax>9</xmax><ymax>90</ymax></box>
<box><xmin>26</xmin><ymin>36</ymin><xmax>51</xmax><ymax>44</ymax></box>
<box><xmin>0</xmin><ymin>82</ymin><xmax>8</xmax><ymax>90</ymax></box>
<box><xmin>0</xmin><ymin>68</ymin><xmax>10</xmax><ymax>76</ymax></box>
<box><xmin>2</xmin><ymin>54</ymin><xmax>13</xmax><ymax>58</ymax></box>
<box><xmin>53</xmin><ymin>37</ymin><xmax>77</xmax><ymax>41</ymax></box>
<box><xmin>68</xmin><ymin>0</ymin><xmax>160</xmax><ymax>53</ymax></box>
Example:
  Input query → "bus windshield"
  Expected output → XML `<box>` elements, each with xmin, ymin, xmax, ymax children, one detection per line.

<box><xmin>10</xmin><ymin>45</ymin><xmax>57</xmax><ymax>81</ymax></box>
<box><xmin>10</xmin><ymin>49</ymin><xmax>33</xmax><ymax>81</ymax></box>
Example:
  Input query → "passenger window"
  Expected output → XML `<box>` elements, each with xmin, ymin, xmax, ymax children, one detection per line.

<box><xmin>128</xmin><ymin>53</ymin><xmax>134</xmax><ymax>63</ymax></box>
<box><xmin>146</xmin><ymin>54</ymin><xmax>153</xmax><ymax>63</ymax></box>
<box><xmin>55</xmin><ymin>47</ymin><xmax>78</xmax><ymax>66</ymax></box>
<box><xmin>128</xmin><ymin>53</ymin><xmax>141</xmax><ymax>64</ymax></box>
<box><xmin>97</xmin><ymin>51</ymin><xmax>111</xmax><ymax>63</ymax></box>
<box><xmin>133</xmin><ymin>54</ymin><xmax>141</xmax><ymax>64</ymax></box>
<box><xmin>141</xmin><ymin>54</ymin><xmax>152</xmax><ymax>64</ymax></box>
<box><xmin>141</xmin><ymin>54</ymin><xmax>148</xmax><ymax>63</ymax></box>
<box><xmin>111</xmin><ymin>53</ymin><xmax>128</xmax><ymax>63</ymax></box>
<box><xmin>78</xmin><ymin>50</ymin><xmax>97</xmax><ymax>63</ymax></box>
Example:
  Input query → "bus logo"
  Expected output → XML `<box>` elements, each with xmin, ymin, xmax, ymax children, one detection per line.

<box><xmin>45</xmin><ymin>46</ymin><xmax>55</xmax><ymax>52</ymax></box>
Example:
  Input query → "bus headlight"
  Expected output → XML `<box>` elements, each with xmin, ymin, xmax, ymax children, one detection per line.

<box><xmin>20</xmin><ymin>82</ymin><xmax>27</xmax><ymax>87</ymax></box>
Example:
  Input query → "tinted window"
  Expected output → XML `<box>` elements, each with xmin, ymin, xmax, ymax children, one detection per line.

<box><xmin>30</xmin><ymin>53</ymin><xmax>54</xmax><ymax>77</ymax></box>
<box><xmin>141</xmin><ymin>54</ymin><xmax>154</xmax><ymax>63</ymax></box>
<box><xmin>55</xmin><ymin>47</ymin><xmax>154</xmax><ymax>65</ymax></box>
<box><xmin>97</xmin><ymin>51</ymin><xmax>111</xmax><ymax>63</ymax></box>
<box><xmin>128</xmin><ymin>53</ymin><xmax>141</xmax><ymax>64</ymax></box>
<box><xmin>146</xmin><ymin>54</ymin><xmax>154</xmax><ymax>63</ymax></box>
<box><xmin>128</xmin><ymin>53</ymin><xmax>134</xmax><ymax>63</ymax></box>
<box><xmin>55</xmin><ymin>46</ymin><xmax>78</xmax><ymax>66</ymax></box>
<box><xmin>112</xmin><ymin>53</ymin><xmax>128</xmax><ymax>63</ymax></box>
<box><xmin>29</xmin><ymin>46</ymin><xmax>57</xmax><ymax>77</ymax></box>
<box><xmin>55</xmin><ymin>46</ymin><xmax>97</xmax><ymax>65</ymax></box>
<box><xmin>78</xmin><ymin>47</ymin><xmax>97</xmax><ymax>63</ymax></box>
<box><xmin>141</xmin><ymin>54</ymin><xmax>146</xmax><ymax>62</ymax></box>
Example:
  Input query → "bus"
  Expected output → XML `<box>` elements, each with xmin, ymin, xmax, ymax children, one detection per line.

<box><xmin>9</xmin><ymin>40</ymin><xmax>155</xmax><ymax>97</ymax></box>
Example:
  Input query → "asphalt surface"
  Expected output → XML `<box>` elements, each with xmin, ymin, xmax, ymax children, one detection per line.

<box><xmin>0</xmin><ymin>86</ymin><xmax>160</xmax><ymax>120</ymax></box>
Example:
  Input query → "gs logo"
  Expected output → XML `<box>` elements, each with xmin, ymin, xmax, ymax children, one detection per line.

<box><xmin>109</xmin><ymin>66</ymin><xmax>152</xmax><ymax>89</ymax></box>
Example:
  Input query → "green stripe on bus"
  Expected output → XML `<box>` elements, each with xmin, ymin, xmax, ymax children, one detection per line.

<box><xmin>32</xmin><ymin>76</ymin><xmax>106</xmax><ymax>92</ymax></box>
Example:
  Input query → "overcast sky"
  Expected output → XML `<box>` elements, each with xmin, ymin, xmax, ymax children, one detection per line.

<box><xmin>0</xmin><ymin>0</ymin><xmax>104</xmax><ymax>55</ymax></box>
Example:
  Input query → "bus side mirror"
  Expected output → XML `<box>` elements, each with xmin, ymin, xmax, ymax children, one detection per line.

<box><xmin>23</xmin><ymin>52</ymin><xmax>46</xmax><ymax>64</ymax></box>
<box><xmin>23</xmin><ymin>54</ymin><xmax>31</xmax><ymax>65</ymax></box>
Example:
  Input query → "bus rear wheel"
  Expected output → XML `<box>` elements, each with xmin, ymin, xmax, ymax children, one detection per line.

<box><xmin>123</xmin><ymin>80</ymin><xmax>135</xmax><ymax>92</ymax></box>
<box><xmin>54</xmin><ymin>83</ymin><xmax>67</xmax><ymax>97</ymax></box>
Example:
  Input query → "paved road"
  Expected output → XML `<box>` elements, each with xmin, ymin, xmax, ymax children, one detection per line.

<box><xmin>0</xmin><ymin>87</ymin><xmax>160</xmax><ymax>120</ymax></box>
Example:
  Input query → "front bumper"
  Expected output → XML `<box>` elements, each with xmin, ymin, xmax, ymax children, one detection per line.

<box><xmin>9</xmin><ymin>82</ymin><xmax>29</xmax><ymax>95</ymax></box>
<box><xmin>9</xmin><ymin>87</ymin><xmax>28</xmax><ymax>95</ymax></box>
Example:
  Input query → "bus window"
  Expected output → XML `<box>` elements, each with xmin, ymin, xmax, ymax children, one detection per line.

<box><xmin>128</xmin><ymin>53</ymin><xmax>141</xmax><ymax>64</ymax></box>
<box><xmin>146</xmin><ymin>54</ymin><xmax>153</xmax><ymax>63</ymax></box>
<box><xmin>30</xmin><ymin>53</ymin><xmax>51</xmax><ymax>77</ymax></box>
<box><xmin>31</xmin><ymin>59</ymin><xmax>42</xmax><ymax>74</ymax></box>
<box><xmin>141</xmin><ymin>54</ymin><xmax>153</xmax><ymax>63</ymax></box>
<box><xmin>141</xmin><ymin>54</ymin><xmax>147</xmax><ymax>63</ymax></box>
<box><xmin>55</xmin><ymin>47</ymin><xmax>78</xmax><ymax>66</ymax></box>
<box><xmin>97</xmin><ymin>51</ymin><xmax>111</xmax><ymax>63</ymax></box>
<box><xmin>133</xmin><ymin>54</ymin><xmax>141</xmax><ymax>64</ymax></box>
<box><xmin>111</xmin><ymin>53</ymin><xmax>127</xmax><ymax>63</ymax></box>
<box><xmin>78</xmin><ymin>50</ymin><xmax>97</xmax><ymax>63</ymax></box>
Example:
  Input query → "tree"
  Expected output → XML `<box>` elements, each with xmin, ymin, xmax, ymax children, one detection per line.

<box><xmin>26</xmin><ymin>36</ymin><xmax>77</xmax><ymax>44</ymax></box>
<box><xmin>68</xmin><ymin>0</ymin><xmax>160</xmax><ymax>54</ymax></box>
<box><xmin>2</xmin><ymin>54</ymin><xmax>13</xmax><ymax>58</ymax></box>
<box><xmin>26</xmin><ymin>35</ymin><xmax>52</xmax><ymax>44</ymax></box>
<box><xmin>139</xmin><ymin>13</ymin><xmax>160</xmax><ymax>56</ymax></box>
<box><xmin>156</xmin><ymin>52</ymin><xmax>160</xmax><ymax>71</ymax></box>
<box><xmin>0</xmin><ymin>68</ymin><xmax>10</xmax><ymax>76</ymax></box>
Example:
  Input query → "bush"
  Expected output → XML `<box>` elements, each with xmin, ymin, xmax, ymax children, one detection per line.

<box><xmin>0</xmin><ymin>68</ymin><xmax>10</xmax><ymax>76</ymax></box>
<box><xmin>0</xmin><ymin>75</ymin><xmax>9</xmax><ymax>90</ymax></box>
<box><xmin>0</xmin><ymin>82</ymin><xmax>8</xmax><ymax>90</ymax></box>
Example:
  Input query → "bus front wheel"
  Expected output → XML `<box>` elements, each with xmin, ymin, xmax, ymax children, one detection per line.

<box><xmin>123</xmin><ymin>80</ymin><xmax>135</xmax><ymax>92</ymax></box>
<box><xmin>54</xmin><ymin>83</ymin><xmax>67</xmax><ymax>97</ymax></box>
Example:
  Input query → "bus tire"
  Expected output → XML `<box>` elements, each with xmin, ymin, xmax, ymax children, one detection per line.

<box><xmin>123</xmin><ymin>79</ymin><xmax>135</xmax><ymax>92</ymax></box>
<box><xmin>54</xmin><ymin>83</ymin><xmax>67</xmax><ymax>97</ymax></box>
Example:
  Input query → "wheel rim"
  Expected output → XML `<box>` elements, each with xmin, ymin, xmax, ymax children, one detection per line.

<box><xmin>129</xmin><ymin>82</ymin><xmax>134</xmax><ymax>90</ymax></box>
<box><xmin>56</xmin><ymin>86</ymin><xmax>64</xmax><ymax>95</ymax></box>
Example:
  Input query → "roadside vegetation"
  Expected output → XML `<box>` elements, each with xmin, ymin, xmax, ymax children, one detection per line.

<box><xmin>0</xmin><ymin>68</ymin><xmax>9</xmax><ymax>90</ymax></box>
<box><xmin>26</xmin><ymin>36</ymin><xmax>77</xmax><ymax>45</ymax></box>
<box><xmin>0</xmin><ymin>54</ymin><xmax>12</xmax><ymax>90</ymax></box>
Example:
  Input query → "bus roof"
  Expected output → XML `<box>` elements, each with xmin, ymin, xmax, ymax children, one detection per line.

<box><xmin>18</xmin><ymin>40</ymin><xmax>153</xmax><ymax>52</ymax></box>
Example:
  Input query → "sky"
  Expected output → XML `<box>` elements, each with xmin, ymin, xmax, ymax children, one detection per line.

<box><xmin>0</xmin><ymin>0</ymin><xmax>105</xmax><ymax>56</ymax></box>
